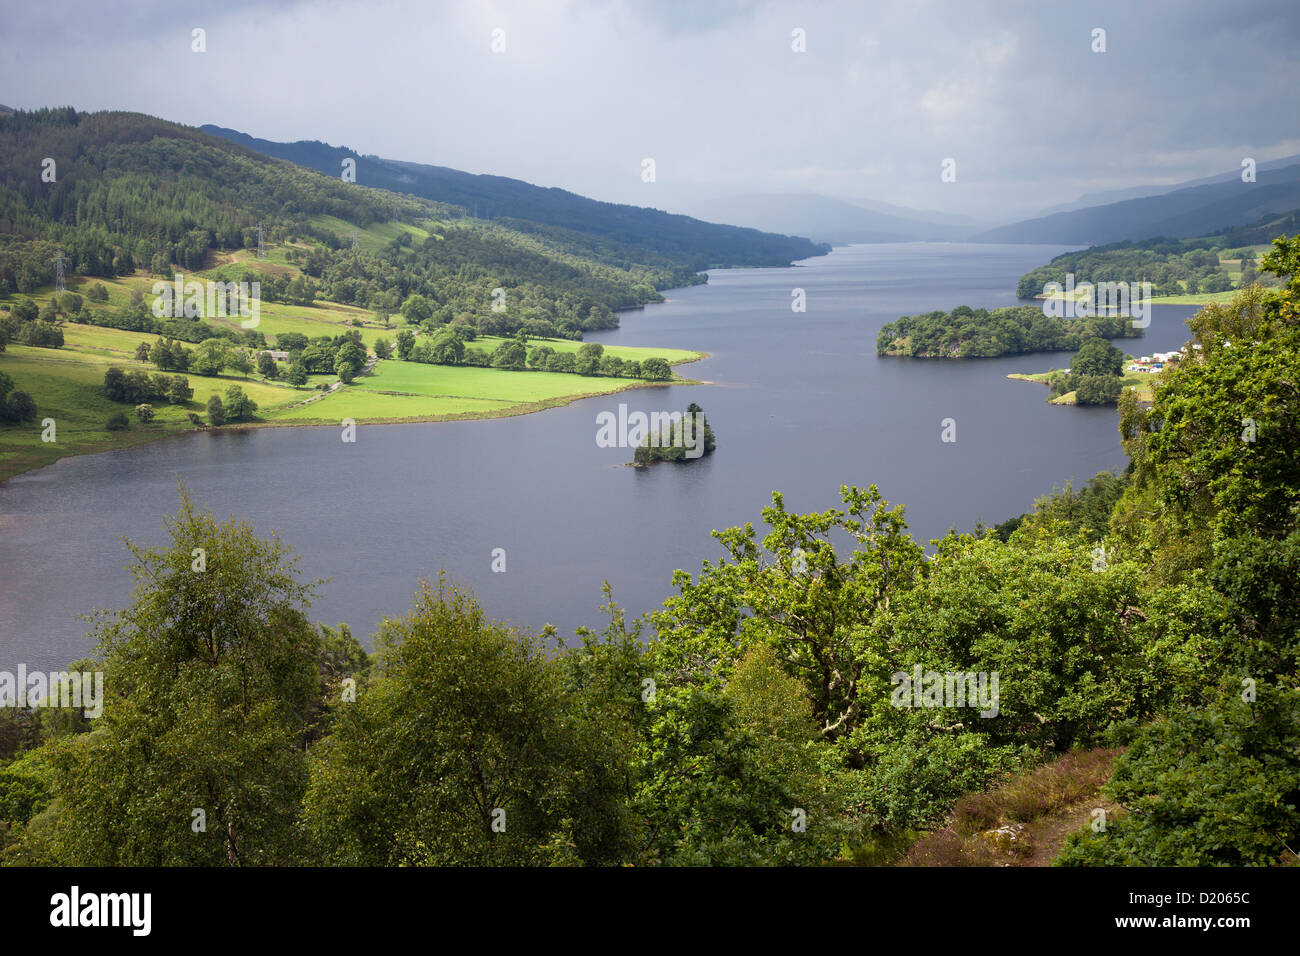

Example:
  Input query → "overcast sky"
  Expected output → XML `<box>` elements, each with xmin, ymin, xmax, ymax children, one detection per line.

<box><xmin>2</xmin><ymin>0</ymin><xmax>1297</xmax><ymax>222</ymax></box>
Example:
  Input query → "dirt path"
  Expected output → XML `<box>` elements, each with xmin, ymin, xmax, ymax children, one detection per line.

<box><xmin>1015</xmin><ymin>799</ymin><xmax>1125</xmax><ymax>866</ymax></box>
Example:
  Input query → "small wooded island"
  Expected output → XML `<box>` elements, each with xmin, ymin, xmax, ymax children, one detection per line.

<box><xmin>876</xmin><ymin>305</ymin><xmax>1142</xmax><ymax>358</ymax></box>
<box><xmin>632</xmin><ymin>402</ymin><xmax>716</xmax><ymax>465</ymax></box>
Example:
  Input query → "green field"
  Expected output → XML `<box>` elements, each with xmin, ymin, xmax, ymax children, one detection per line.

<box><xmin>281</xmin><ymin>359</ymin><xmax>671</xmax><ymax>423</ymax></box>
<box><xmin>0</xmin><ymin>278</ymin><xmax>704</xmax><ymax>481</ymax></box>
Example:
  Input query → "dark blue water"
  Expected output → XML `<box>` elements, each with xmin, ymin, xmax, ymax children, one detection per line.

<box><xmin>0</xmin><ymin>243</ymin><xmax>1201</xmax><ymax>671</ymax></box>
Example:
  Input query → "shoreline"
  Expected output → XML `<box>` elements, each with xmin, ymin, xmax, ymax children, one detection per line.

<box><xmin>0</xmin><ymin>348</ymin><xmax>712</xmax><ymax>486</ymax></box>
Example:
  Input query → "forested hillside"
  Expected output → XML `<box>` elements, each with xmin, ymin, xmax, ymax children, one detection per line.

<box><xmin>200</xmin><ymin>124</ymin><xmax>830</xmax><ymax>272</ymax></box>
<box><xmin>0</xmin><ymin>107</ymin><xmax>796</xmax><ymax>333</ymax></box>
<box><xmin>1015</xmin><ymin>210</ymin><xmax>1300</xmax><ymax>299</ymax></box>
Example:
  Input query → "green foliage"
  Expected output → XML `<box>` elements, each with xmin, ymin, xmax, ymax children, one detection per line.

<box><xmin>1057</xmin><ymin>686</ymin><xmax>1300</xmax><ymax>866</ymax></box>
<box><xmin>1071</xmin><ymin>337</ymin><xmax>1124</xmax><ymax>377</ymax></box>
<box><xmin>1008</xmin><ymin>471</ymin><xmax>1128</xmax><ymax>543</ymax></box>
<box><xmin>1</xmin><ymin>388</ymin><xmax>37</xmax><ymax>423</ymax></box>
<box><xmin>877</xmin><ymin>305</ymin><xmax>1141</xmax><ymax>359</ymax></box>
<box><xmin>6</xmin><ymin>491</ymin><xmax>321</xmax><ymax>865</ymax></box>
<box><xmin>1073</xmin><ymin>373</ymin><xmax>1124</xmax><ymax>405</ymax></box>
<box><xmin>301</xmin><ymin>577</ymin><xmax>625</xmax><ymax>866</ymax></box>
<box><xmin>633</xmin><ymin>403</ymin><xmax>716</xmax><ymax>464</ymax></box>
<box><xmin>223</xmin><ymin>385</ymin><xmax>257</xmax><ymax>422</ymax></box>
<box><xmin>1014</xmin><ymin>219</ymin><xmax>1292</xmax><ymax>299</ymax></box>
<box><xmin>651</xmin><ymin>485</ymin><xmax>926</xmax><ymax>749</ymax></box>
<box><xmin>634</xmin><ymin>645</ymin><xmax>847</xmax><ymax>865</ymax></box>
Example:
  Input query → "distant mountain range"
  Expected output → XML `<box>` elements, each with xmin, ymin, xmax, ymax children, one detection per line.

<box><xmin>203</xmin><ymin>123</ymin><xmax>1300</xmax><ymax>253</ymax></box>
<box><xmin>685</xmin><ymin>193</ymin><xmax>982</xmax><ymax>244</ymax></box>
<box><xmin>1034</xmin><ymin>155</ymin><xmax>1300</xmax><ymax>217</ymax></box>
<box><xmin>972</xmin><ymin>162</ymin><xmax>1300</xmax><ymax>245</ymax></box>
<box><xmin>200</xmin><ymin>125</ymin><xmax>828</xmax><ymax>271</ymax></box>
<box><xmin>672</xmin><ymin>158</ymin><xmax>1300</xmax><ymax>248</ymax></box>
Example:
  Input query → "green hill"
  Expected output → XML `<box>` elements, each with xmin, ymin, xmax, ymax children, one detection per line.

<box><xmin>200</xmin><ymin>123</ymin><xmax>829</xmax><ymax>273</ymax></box>
<box><xmin>0</xmin><ymin>107</ymin><xmax>714</xmax><ymax>481</ymax></box>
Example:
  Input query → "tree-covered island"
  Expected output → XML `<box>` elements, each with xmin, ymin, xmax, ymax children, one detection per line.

<box><xmin>875</xmin><ymin>305</ymin><xmax>1142</xmax><ymax>359</ymax></box>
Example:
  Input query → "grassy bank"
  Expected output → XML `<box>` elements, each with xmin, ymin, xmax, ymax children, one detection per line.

<box><xmin>1007</xmin><ymin>368</ymin><xmax>1155</xmax><ymax>404</ymax></box>
<box><xmin>0</xmin><ymin>273</ymin><xmax>705</xmax><ymax>483</ymax></box>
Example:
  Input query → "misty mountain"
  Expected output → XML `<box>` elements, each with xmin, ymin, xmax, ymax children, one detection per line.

<box><xmin>686</xmin><ymin>192</ymin><xmax>979</xmax><ymax>244</ymax></box>
<box><xmin>975</xmin><ymin>162</ymin><xmax>1300</xmax><ymax>244</ymax></box>
<box><xmin>1035</xmin><ymin>155</ymin><xmax>1300</xmax><ymax>217</ymax></box>
<box><xmin>200</xmin><ymin>125</ymin><xmax>828</xmax><ymax>270</ymax></box>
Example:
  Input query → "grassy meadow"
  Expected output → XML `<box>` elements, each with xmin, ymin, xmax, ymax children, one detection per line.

<box><xmin>0</xmin><ymin>249</ymin><xmax>704</xmax><ymax>481</ymax></box>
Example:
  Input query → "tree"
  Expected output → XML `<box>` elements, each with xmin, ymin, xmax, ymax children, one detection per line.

<box><xmin>21</xmin><ymin>322</ymin><xmax>63</xmax><ymax>348</ymax></box>
<box><xmin>651</xmin><ymin>485</ymin><xmax>925</xmax><ymax>755</ymax></box>
<box><xmin>134</xmin><ymin>403</ymin><xmax>155</xmax><ymax>424</ymax></box>
<box><xmin>490</xmin><ymin>339</ymin><xmax>527</xmax><ymax>370</ymax></box>
<box><xmin>575</xmin><ymin>342</ymin><xmax>604</xmax><ymax>375</ymax></box>
<box><xmin>169</xmin><ymin>340</ymin><xmax>190</xmax><ymax>371</ymax></box>
<box><xmin>1070</xmin><ymin>337</ymin><xmax>1123</xmax><ymax>377</ymax></box>
<box><xmin>2</xmin><ymin>389</ymin><xmax>37</xmax><ymax>423</ymax></box>
<box><xmin>134</xmin><ymin>341</ymin><xmax>151</xmax><ymax>363</ymax></box>
<box><xmin>641</xmin><ymin>357</ymin><xmax>671</xmax><ymax>380</ymax></box>
<box><xmin>8</xmin><ymin>492</ymin><xmax>321</xmax><ymax>865</ymax></box>
<box><xmin>168</xmin><ymin>376</ymin><xmax>193</xmax><ymax>405</ymax></box>
<box><xmin>1073</xmin><ymin>374</ymin><xmax>1123</xmax><ymax>405</ymax></box>
<box><xmin>276</xmin><ymin>332</ymin><xmax>309</xmax><ymax>353</ymax></box>
<box><xmin>223</xmin><ymin>385</ymin><xmax>257</xmax><ymax>422</ymax></box>
<box><xmin>634</xmin><ymin>644</ymin><xmax>848</xmax><ymax>865</ymax></box>
<box><xmin>285</xmin><ymin>363</ymin><xmax>308</xmax><ymax>386</ymax></box>
<box><xmin>206</xmin><ymin>395</ymin><xmax>225</xmax><ymax>426</ymax></box>
<box><xmin>373</xmin><ymin>338</ymin><xmax>392</xmax><ymax>360</ymax></box>
<box><xmin>102</xmin><ymin>366</ymin><xmax>126</xmax><ymax>402</ymax></box>
<box><xmin>257</xmin><ymin>351</ymin><xmax>278</xmax><ymax>379</ymax></box>
<box><xmin>547</xmin><ymin>351</ymin><xmax>576</xmax><ymax>374</ymax></box>
<box><xmin>395</xmin><ymin>329</ymin><xmax>415</xmax><ymax>360</ymax></box>
<box><xmin>1059</xmin><ymin>686</ymin><xmax>1300</xmax><ymax>866</ymax></box>
<box><xmin>229</xmin><ymin>350</ymin><xmax>252</xmax><ymax>378</ymax></box>
<box><xmin>400</xmin><ymin>294</ymin><xmax>433</xmax><ymax>325</ymax></box>
<box><xmin>334</xmin><ymin>342</ymin><xmax>364</xmax><ymax>382</ymax></box>
<box><xmin>423</xmin><ymin>332</ymin><xmax>461</xmax><ymax>365</ymax></box>
<box><xmin>191</xmin><ymin>339</ymin><xmax>230</xmax><ymax>377</ymax></box>
<box><xmin>300</xmin><ymin>577</ymin><xmax>614</xmax><ymax>866</ymax></box>
<box><xmin>11</xmin><ymin>299</ymin><xmax>37</xmax><ymax>323</ymax></box>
